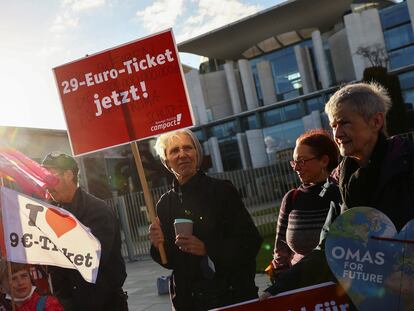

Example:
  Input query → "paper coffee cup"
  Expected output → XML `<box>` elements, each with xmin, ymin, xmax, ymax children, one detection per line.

<box><xmin>174</xmin><ymin>218</ymin><xmax>193</xmax><ymax>236</ymax></box>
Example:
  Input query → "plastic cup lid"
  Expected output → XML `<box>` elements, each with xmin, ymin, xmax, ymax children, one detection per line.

<box><xmin>174</xmin><ymin>218</ymin><xmax>193</xmax><ymax>224</ymax></box>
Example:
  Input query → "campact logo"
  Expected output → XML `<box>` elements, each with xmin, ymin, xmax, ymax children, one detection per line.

<box><xmin>150</xmin><ymin>113</ymin><xmax>182</xmax><ymax>132</ymax></box>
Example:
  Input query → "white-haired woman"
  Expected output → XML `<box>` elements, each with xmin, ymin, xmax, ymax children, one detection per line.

<box><xmin>325</xmin><ymin>82</ymin><xmax>414</xmax><ymax>228</ymax></box>
<box><xmin>259</xmin><ymin>82</ymin><xmax>414</xmax><ymax>309</ymax></box>
<box><xmin>148</xmin><ymin>129</ymin><xmax>262</xmax><ymax>311</ymax></box>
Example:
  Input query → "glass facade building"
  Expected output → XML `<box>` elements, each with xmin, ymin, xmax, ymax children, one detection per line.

<box><xmin>179</xmin><ymin>0</ymin><xmax>414</xmax><ymax>174</ymax></box>
<box><xmin>381</xmin><ymin>1</ymin><xmax>414</xmax><ymax>70</ymax></box>
<box><xmin>379</xmin><ymin>1</ymin><xmax>414</xmax><ymax>110</ymax></box>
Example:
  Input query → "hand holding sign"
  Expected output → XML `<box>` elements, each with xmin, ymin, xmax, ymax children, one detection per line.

<box><xmin>325</xmin><ymin>206</ymin><xmax>414</xmax><ymax>310</ymax></box>
<box><xmin>53</xmin><ymin>29</ymin><xmax>194</xmax><ymax>265</ymax></box>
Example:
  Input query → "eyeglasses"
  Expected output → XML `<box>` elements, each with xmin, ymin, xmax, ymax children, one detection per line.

<box><xmin>289</xmin><ymin>157</ymin><xmax>317</xmax><ymax>169</ymax></box>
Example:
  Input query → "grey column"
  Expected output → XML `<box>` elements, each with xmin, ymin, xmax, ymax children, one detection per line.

<box><xmin>311</xmin><ymin>30</ymin><xmax>331</xmax><ymax>89</ymax></box>
<box><xmin>185</xmin><ymin>69</ymin><xmax>209</xmax><ymax>125</ymax></box>
<box><xmin>344</xmin><ymin>9</ymin><xmax>387</xmax><ymax>80</ymax></box>
<box><xmin>236</xmin><ymin>133</ymin><xmax>252</xmax><ymax>169</ymax></box>
<box><xmin>256</xmin><ymin>60</ymin><xmax>277</xmax><ymax>105</ymax></box>
<box><xmin>408</xmin><ymin>0</ymin><xmax>414</xmax><ymax>34</ymax></box>
<box><xmin>246</xmin><ymin>129</ymin><xmax>268</xmax><ymax>168</ymax></box>
<box><xmin>224</xmin><ymin>61</ymin><xmax>243</xmax><ymax>114</ymax></box>
<box><xmin>302</xmin><ymin>110</ymin><xmax>322</xmax><ymax>131</ymax></box>
<box><xmin>294</xmin><ymin>45</ymin><xmax>316</xmax><ymax>94</ymax></box>
<box><xmin>328</xmin><ymin>28</ymin><xmax>356</xmax><ymax>82</ymax></box>
<box><xmin>202</xmin><ymin>71</ymin><xmax>233</xmax><ymax>120</ymax></box>
<box><xmin>208</xmin><ymin>137</ymin><xmax>224</xmax><ymax>172</ymax></box>
<box><xmin>238</xmin><ymin>59</ymin><xmax>259</xmax><ymax>110</ymax></box>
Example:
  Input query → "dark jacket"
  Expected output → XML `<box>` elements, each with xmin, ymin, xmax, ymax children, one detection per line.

<box><xmin>323</xmin><ymin>134</ymin><xmax>414</xmax><ymax>237</ymax></box>
<box><xmin>265</xmin><ymin>135</ymin><xmax>414</xmax><ymax>298</ymax></box>
<box><xmin>151</xmin><ymin>171</ymin><xmax>262</xmax><ymax>311</ymax></box>
<box><xmin>51</xmin><ymin>188</ymin><xmax>127</xmax><ymax>311</ymax></box>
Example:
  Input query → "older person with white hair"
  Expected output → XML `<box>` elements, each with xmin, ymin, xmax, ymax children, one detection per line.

<box><xmin>259</xmin><ymin>82</ymin><xmax>414</xmax><ymax>306</ymax></box>
<box><xmin>148</xmin><ymin>129</ymin><xmax>262</xmax><ymax>311</ymax></box>
<box><xmin>325</xmin><ymin>82</ymin><xmax>414</xmax><ymax>229</ymax></box>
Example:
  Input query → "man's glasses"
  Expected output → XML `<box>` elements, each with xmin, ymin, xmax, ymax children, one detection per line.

<box><xmin>289</xmin><ymin>157</ymin><xmax>317</xmax><ymax>169</ymax></box>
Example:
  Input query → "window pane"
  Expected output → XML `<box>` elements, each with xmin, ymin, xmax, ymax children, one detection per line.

<box><xmin>384</xmin><ymin>24</ymin><xmax>414</xmax><ymax>51</ymax></box>
<box><xmin>194</xmin><ymin>130</ymin><xmax>205</xmax><ymax>142</ymax></box>
<box><xmin>208</xmin><ymin>121</ymin><xmax>237</xmax><ymax>138</ymax></box>
<box><xmin>250</xmin><ymin>41</ymin><xmax>312</xmax><ymax>101</ymax></box>
<box><xmin>307</xmin><ymin>96</ymin><xmax>325</xmax><ymax>112</ymax></box>
<box><xmin>251</xmin><ymin>66</ymin><xmax>264</xmax><ymax>104</ymax></box>
<box><xmin>389</xmin><ymin>45</ymin><xmax>414</xmax><ymax>70</ymax></box>
<box><xmin>263</xmin><ymin>119</ymin><xmax>304</xmax><ymax>163</ymax></box>
<box><xmin>262</xmin><ymin>108</ymin><xmax>283</xmax><ymax>126</ymax></box>
<box><xmin>219</xmin><ymin>138</ymin><xmax>242</xmax><ymax>170</ymax></box>
<box><xmin>399</xmin><ymin>70</ymin><xmax>414</xmax><ymax>109</ymax></box>
<box><xmin>398</xmin><ymin>70</ymin><xmax>414</xmax><ymax>90</ymax></box>
<box><xmin>282</xmin><ymin>89</ymin><xmax>301</xmax><ymax>100</ymax></box>
<box><xmin>284</xmin><ymin>103</ymin><xmax>302</xmax><ymax>120</ymax></box>
<box><xmin>241</xmin><ymin>115</ymin><xmax>259</xmax><ymax>130</ymax></box>
<box><xmin>402</xmin><ymin>89</ymin><xmax>414</xmax><ymax>108</ymax></box>
<box><xmin>380</xmin><ymin>2</ymin><xmax>409</xmax><ymax>30</ymax></box>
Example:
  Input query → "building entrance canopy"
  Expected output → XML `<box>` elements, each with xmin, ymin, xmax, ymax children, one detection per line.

<box><xmin>178</xmin><ymin>0</ymin><xmax>353</xmax><ymax>60</ymax></box>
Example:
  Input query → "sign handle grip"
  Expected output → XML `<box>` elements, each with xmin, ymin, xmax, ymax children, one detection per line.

<box><xmin>131</xmin><ymin>142</ymin><xmax>167</xmax><ymax>264</ymax></box>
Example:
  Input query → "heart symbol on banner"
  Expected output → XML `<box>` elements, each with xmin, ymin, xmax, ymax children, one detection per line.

<box><xmin>325</xmin><ymin>206</ymin><xmax>414</xmax><ymax>311</ymax></box>
<box><xmin>45</xmin><ymin>208</ymin><xmax>77</xmax><ymax>238</ymax></box>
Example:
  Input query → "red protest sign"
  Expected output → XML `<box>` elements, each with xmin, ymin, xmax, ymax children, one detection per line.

<box><xmin>53</xmin><ymin>29</ymin><xmax>194</xmax><ymax>156</ymax></box>
<box><xmin>213</xmin><ymin>282</ymin><xmax>351</xmax><ymax>311</ymax></box>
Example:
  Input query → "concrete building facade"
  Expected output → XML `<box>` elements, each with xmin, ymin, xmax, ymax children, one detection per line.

<box><xmin>177</xmin><ymin>0</ymin><xmax>414</xmax><ymax>172</ymax></box>
<box><xmin>5</xmin><ymin>0</ymin><xmax>414</xmax><ymax>196</ymax></box>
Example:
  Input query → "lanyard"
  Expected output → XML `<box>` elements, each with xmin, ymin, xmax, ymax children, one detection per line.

<box><xmin>319</xmin><ymin>178</ymin><xmax>331</xmax><ymax>198</ymax></box>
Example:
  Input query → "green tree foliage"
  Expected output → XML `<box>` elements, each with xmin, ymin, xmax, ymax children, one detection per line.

<box><xmin>362</xmin><ymin>66</ymin><xmax>409</xmax><ymax>136</ymax></box>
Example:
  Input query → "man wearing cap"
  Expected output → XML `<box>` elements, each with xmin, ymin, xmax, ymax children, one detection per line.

<box><xmin>41</xmin><ymin>152</ymin><xmax>127</xmax><ymax>311</ymax></box>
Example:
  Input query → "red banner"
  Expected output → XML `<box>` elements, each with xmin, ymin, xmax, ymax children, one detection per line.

<box><xmin>212</xmin><ymin>282</ymin><xmax>351</xmax><ymax>311</ymax></box>
<box><xmin>53</xmin><ymin>29</ymin><xmax>194</xmax><ymax>156</ymax></box>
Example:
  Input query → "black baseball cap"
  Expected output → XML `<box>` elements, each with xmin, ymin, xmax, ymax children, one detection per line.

<box><xmin>42</xmin><ymin>152</ymin><xmax>78</xmax><ymax>173</ymax></box>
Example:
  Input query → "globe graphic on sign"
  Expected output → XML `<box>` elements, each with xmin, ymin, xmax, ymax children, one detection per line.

<box><xmin>325</xmin><ymin>206</ymin><xmax>414</xmax><ymax>310</ymax></box>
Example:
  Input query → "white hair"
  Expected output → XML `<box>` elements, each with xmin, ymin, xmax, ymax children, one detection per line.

<box><xmin>325</xmin><ymin>82</ymin><xmax>391</xmax><ymax>134</ymax></box>
<box><xmin>154</xmin><ymin>129</ymin><xmax>203</xmax><ymax>171</ymax></box>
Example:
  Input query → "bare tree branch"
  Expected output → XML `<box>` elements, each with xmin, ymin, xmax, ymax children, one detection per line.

<box><xmin>355</xmin><ymin>45</ymin><xmax>389</xmax><ymax>67</ymax></box>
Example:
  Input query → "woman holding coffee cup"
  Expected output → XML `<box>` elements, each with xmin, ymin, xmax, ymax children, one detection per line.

<box><xmin>149</xmin><ymin>129</ymin><xmax>262</xmax><ymax>311</ymax></box>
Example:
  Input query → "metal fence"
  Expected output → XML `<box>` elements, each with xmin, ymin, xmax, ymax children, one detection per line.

<box><xmin>107</xmin><ymin>160</ymin><xmax>300</xmax><ymax>261</ymax></box>
<box><xmin>108</xmin><ymin>130</ymin><xmax>414</xmax><ymax>261</ymax></box>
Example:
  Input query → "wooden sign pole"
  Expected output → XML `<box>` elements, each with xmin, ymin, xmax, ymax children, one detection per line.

<box><xmin>130</xmin><ymin>142</ymin><xmax>167</xmax><ymax>264</ymax></box>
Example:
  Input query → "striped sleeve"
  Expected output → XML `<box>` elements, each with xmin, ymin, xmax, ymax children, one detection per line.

<box><xmin>272</xmin><ymin>189</ymin><xmax>295</xmax><ymax>270</ymax></box>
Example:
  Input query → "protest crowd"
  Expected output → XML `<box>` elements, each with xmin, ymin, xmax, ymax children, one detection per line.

<box><xmin>1</xmin><ymin>2</ymin><xmax>414</xmax><ymax>311</ymax></box>
<box><xmin>0</xmin><ymin>79</ymin><xmax>413</xmax><ymax>311</ymax></box>
<box><xmin>149</xmin><ymin>82</ymin><xmax>414</xmax><ymax>310</ymax></box>
<box><xmin>0</xmin><ymin>66</ymin><xmax>413</xmax><ymax>311</ymax></box>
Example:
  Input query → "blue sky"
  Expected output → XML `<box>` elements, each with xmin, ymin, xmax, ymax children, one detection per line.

<box><xmin>0</xmin><ymin>0</ymin><xmax>282</xmax><ymax>130</ymax></box>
